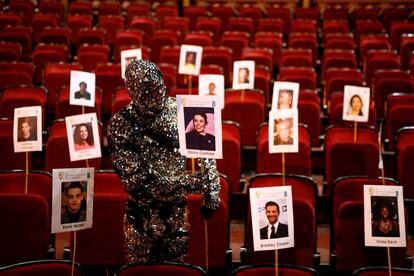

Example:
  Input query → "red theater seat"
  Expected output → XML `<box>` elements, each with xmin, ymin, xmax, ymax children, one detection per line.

<box><xmin>372</xmin><ymin>69</ymin><xmax>414</xmax><ymax>119</ymax></box>
<box><xmin>32</xmin><ymin>14</ymin><xmax>59</xmax><ymax>44</ymax></box>
<box><xmin>0</xmin><ymin>26</ymin><xmax>32</xmax><ymax>60</ymax></box>
<box><xmin>183</xmin><ymin>6</ymin><xmax>206</xmax><ymax>31</ymax></box>
<box><xmin>233</xmin><ymin>264</ymin><xmax>318</xmax><ymax>276</ymax></box>
<box><xmin>95</xmin><ymin>63</ymin><xmax>124</xmax><ymax>115</ymax></box>
<box><xmin>129</xmin><ymin>17</ymin><xmax>156</xmax><ymax>46</ymax></box>
<box><xmin>55</xmin><ymin>87</ymin><xmax>102</xmax><ymax>121</ymax></box>
<box><xmin>0</xmin><ymin>119</ymin><xmax>31</xmax><ymax>170</ymax></box>
<box><xmin>222</xmin><ymin>89</ymin><xmax>265</xmax><ymax>147</ymax></box>
<box><xmin>278</xmin><ymin>67</ymin><xmax>317</xmax><ymax>90</ymax></box>
<box><xmin>185</xmin><ymin>175</ymin><xmax>230</xmax><ymax>269</ymax></box>
<box><xmin>111</xmin><ymin>87</ymin><xmax>130</xmax><ymax>116</ymax></box>
<box><xmin>115</xmin><ymin>262</ymin><xmax>206</xmax><ymax>276</ymax></box>
<box><xmin>266</xmin><ymin>7</ymin><xmax>290</xmax><ymax>34</ymax></box>
<box><xmin>77</xmin><ymin>28</ymin><xmax>106</xmax><ymax>49</ymax></box>
<box><xmin>324</xmin><ymin>67</ymin><xmax>363</xmax><ymax>103</ymax></box>
<box><xmin>196</xmin><ymin>17</ymin><xmax>221</xmax><ymax>46</ymax></box>
<box><xmin>39</xmin><ymin>27</ymin><xmax>71</xmax><ymax>51</ymax></box>
<box><xmin>76</xmin><ymin>44</ymin><xmax>110</xmax><ymax>72</ymax></box>
<box><xmin>328</xmin><ymin>92</ymin><xmax>376</xmax><ymax>128</ymax></box>
<box><xmin>98</xmin><ymin>15</ymin><xmax>124</xmax><ymax>46</ymax></box>
<box><xmin>242</xmin><ymin>198</ymin><xmax>317</xmax><ymax>267</ymax></box>
<box><xmin>127</xmin><ymin>3</ymin><xmax>150</xmax><ymax>24</ymax></box>
<box><xmin>220</xmin><ymin>31</ymin><xmax>250</xmax><ymax>61</ymax></box>
<box><xmin>43</xmin><ymin>62</ymin><xmax>82</xmax><ymax>113</ymax></box>
<box><xmin>202</xmin><ymin>46</ymin><xmax>232</xmax><ymax>87</ymax></box>
<box><xmin>0</xmin><ymin>62</ymin><xmax>34</xmax><ymax>89</ymax></box>
<box><xmin>0</xmin><ymin>12</ymin><xmax>22</xmax><ymax>31</ymax></box>
<box><xmin>148</xmin><ymin>30</ymin><xmax>179</xmax><ymax>64</ymax></box>
<box><xmin>386</xmin><ymin>93</ymin><xmax>414</xmax><ymax>149</ymax></box>
<box><xmin>352</xmin><ymin>267</ymin><xmax>414</xmax><ymax>276</ymax></box>
<box><xmin>256</xmin><ymin>124</ymin><xmax>312</xmax><ymax>176</ymax></box>
<box><xmin>184</xmin><ymin>31</ymin><xmax>212</xmax><ymax>47</ymax></box>
<box><xmin>0</xmin><ymin>260</ymin><xmax>82</xmax><ymax>276</ymax></box>
<box><xmin>32</xmin><ymin>43</ymin><xmax>68</xmax><ymax>84</ymax></box>
<box><xmin>280</xmin><ymin>48</ymin><xmax>313</xmax><ymax>68</ymax></box>
<box><xmin>0</xmin><ymin>85</ymin><xmax>47</xmax><ymax>127</ymax></box>
<box><xmin>324</xmin><ymin>126</ymin><xmax>379</xmax><ymax>189</ymax></box>
<box><xmin>396</xmin><ymin>127</ymin><xmax>414</xmax><ymax>200</ymax></box>
<box><xmin>298</xmin><ymin>90</ymin><xmax>321</xmax><ymax>147</ymax></box>
<box><xmin>46</xmin><ymin>120</ymin><xmax>102</xmax><ymax>172</ymax></box>
<box><xmin>67</xmin><ymin>15</ymin><xmax>93</xmax><ymax>47</ymax></box>
<box><xmin>0</xmin><ymin>194</ymin><xmax>49</xmax><ymax>266</ymax></box>
<box><xmin>364</xmin><ymin>50</ymin><xmax>400</xmax><ymax>86</ymax></box>
<box><xmin>254</xmin><ymin>32</ymin><xmax>283</xmax><ymax>68</ymax></box>
<box><xmin>217</xmin><ymin>121</ymin><xmax>242</xmax><ymax>192</ymax></box>
<box><xmin>0</xmin><ymin>41</ymin><xmax>21</xmax><ymax>61</ymax></box>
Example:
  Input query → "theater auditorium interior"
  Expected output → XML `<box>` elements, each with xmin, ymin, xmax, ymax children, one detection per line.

<box><xmin>0</xmin><ymin>0</ymin><xmax>414</xmax><ymax>275</ymax></box>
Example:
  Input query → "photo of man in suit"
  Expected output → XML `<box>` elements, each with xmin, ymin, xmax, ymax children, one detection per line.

<box><xmin>74</xmin><ymin>81</ymin><xmax>91</xmax><ymax>100</ymax></box>
<box><xmin>260</xmin><ymin>201</ymin><xmax>288</xmax><ymax>239</ymax></box>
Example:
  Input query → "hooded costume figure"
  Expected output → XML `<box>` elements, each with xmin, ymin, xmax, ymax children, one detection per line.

<box><xmin>107</xmin><ymin>60</ymin><xmax>220</xmax><ymax>264</ymax></box>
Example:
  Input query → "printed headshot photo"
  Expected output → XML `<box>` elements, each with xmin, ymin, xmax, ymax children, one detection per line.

<box><xmin>268</xmin><ymin>109</ymin><xmax>299</xmax><ymax>153</ymax></box>
<box><xmin>70</xmin><ymin>70</ymin><xmax>96</xmax><ymax>108</ymax></box>
<box><xmin>61</xmin><ymin>181</ymin><xmax>87</xmax><ymax>224</ymax></box>
<box><xmin>260</xmin><ymin>200</ymin><xmax>289</xmax><ymax>239</ymax></box>
<box><xmin>72</xmin><ymin>122</ymin><xmax>95</xmax><ymax>151</ymax></box>
<box><xmin>178</xmin><ymin>45</ymin><xmax>203</xmax><ymax>76</ymax></box>
<box><xmin>184</xmin><ymin>107</ymin><xmax>216</xmax><ymax>151</ymax></box>
<box><xmin>199</xmin><ymin>74</ymin><xmax>225</xmax><ymax>109</ymax></box>
<box><xmin>273</xmin><ymin>117</ymin><xmax>294</xmax><ymax>146</ymax></box>
<box><xmin>249</xmin><ymin>185</ymin><xmax>294</xmax><ymax>251</ymax></box>
<box><xmin>121</xmin><ymin>48</ymin><xmax>142</xmax><ymax>79</ymax></box>
<box><xmin>371</xmin><ymin>196</ymin><xmax>400</xmax><ymax>238</ymax></box>
<box><xmin>13</xmin><ymin>106</ymin><xmax>43</xmax><ymax>153</ymax></box>
<box><xmin>232</xmin><ymin>60</ymin><xmax>255</xmax><ymax>90</ymax></box>
<box><xmin>17</xmin><ymin>116</ymin><xmax>37</xmax><ymax>142</ymax></box>
<box><xmin>342</xmin><ymin>85</ymin><xmax>370</xmax><ymax>122</ymax></box>
<box><xmin>74</xmin><ymin>81</ymin><xmax>91</xmax><ymax>101</ymax></box>
<box><xmin>271</xmin><ymin>81</ymin><xmax>299</xmax><ymax>111</ymax></box>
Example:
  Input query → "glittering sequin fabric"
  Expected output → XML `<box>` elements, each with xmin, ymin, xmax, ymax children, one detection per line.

<box><xmin>107</xmin><ymin>60</ymin><xmax>220</xmax><ymax>264</ymax></box>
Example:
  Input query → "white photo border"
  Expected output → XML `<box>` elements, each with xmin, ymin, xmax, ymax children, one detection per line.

<box><xmin>13</xmin><ymin>106</ymin><xmax>42</xmax><ymax>152</ymax></box>
<box><xmin>232</xmin><ymin>60</ymin><xmax>255</xmax><ymax>90</ymax></box>
<box><xmin>249</xmin><ymin>185</ymin><xmax>295</xmax><ymax>251</ymax></box>
<box><xmin>364</xmin><ymin>185</ymin><xmax>406</xmax><ymax>247</ymax></box>
<box><xmin>69</xmin><ymin>70</ymin><xmax>96</xmax><ymax>108</ymax></box>
<box><xmin>271</xmin><ymin>81</ymin><xmax>300</xmax><ymax>111</ymax></box>
<box><xmin>178</xmin><ymin>44</ymin><xmax>203</xmax><ymax>76</ymax></box>
<box><xmin>51</xmin><ymin>167</ymin><xmax>94</xmax><ymax>233</ymax></box>
<box><xmin>177</xmin><ymin>95</ymin><xmax>222</xmax><ymax>159</ymax></box>
<box><xmin>342</xmin><ymin>85</ymin><xmax>370</xmax><ymax>123</ymax></box>
<box><xmin>65</xmin><ymin>113</ymin><xmax>102</xmax><ymax>162</ymax></box>
<box><xmin>268</xmin><ymin>109</ymin><xmax>299</xmax><ymax>153</ymax></box>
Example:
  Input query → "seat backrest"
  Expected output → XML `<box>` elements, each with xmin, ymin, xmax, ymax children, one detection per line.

<box><xmin>334</xmin><ymin>201</ymin><xmax>408</xmax><ymax>272</ymax></box>
<box><xmin>396</xmin><ymin>126</ymin><xmax>414</xmax><ymax>200</ymax></box>
<box><xmin>0</xmin><ymin>170</ymin><xmax>53</xmax><ymax>212</ymax></box>
<box><xmin>256</xmin><ymin>124</ymin><xmax>312</xmax><ymax>176</ymax></box>
<box><xmin>216</xmin><ymin>121</ymin><xmax>242</xmax><ymax>193</ymax></box>
<box><xmin>71</xmin><ymin>193</ymin><xmax>127</xmax><ymax>266</ymax></box>
<box><xmin>0</xmin><ymin>118</ymin><xmax>31</xmax><ymax>170</ymax></box>
<box><xmin>185</xmin><ymin>175</ymin><xmax>230</xmax><ymax>268</ymax></box>
<box><xmin>233</xmin><ymin>264</ymin><xmax>318</xmax><ymax>276</ymax></box>
<box><xmin>0</xmin><ymin>194</ymin><xmax>49</xmax><ymax>266</ymax></box>
<box><xmin>222</xmin><ymin>89</ymin><xmax>265</xmax><ymax>147</ymax></box>
<box><xmin>352</xmin><ymin>266</ymin><xmax>414</xmax><ymax>276</ymax></box>
<box><xmin>0</xmin><ymin>260</ymin><xmax>82</xmax><ymax>276</ymax></box>
<box><xmin>46</xmin><ymin>120</ymin><xmax>102</xmax><ymax>172</ymax></box>
<box><xmin>385</xmin><ymin>93</ymin><xmax>414</xmax><ymax>149</ymax></box>
<box><xmin>324</xmin><ymin>126</ymin><xmax>379</xmax><ymax>188</ymax></box>
<box><xmin>115</xmin><ymin>262</ymin><xmax>206</xmax><ymax>276</ymax></box>
<box><xmin>95</xmin><ymin>63</ymin><xmax>124</xmax><ymax>114</ymax></box>
<box><xmin>243</xmin><ymin>198</ymin><xmax>316</xmax><ymax>267</ymax></box>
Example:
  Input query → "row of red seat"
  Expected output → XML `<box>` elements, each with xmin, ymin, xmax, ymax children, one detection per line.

<box><xmin>1</xmin><ymin>170</ymin><xmax>412</xmax><ymax>273</ymax></box>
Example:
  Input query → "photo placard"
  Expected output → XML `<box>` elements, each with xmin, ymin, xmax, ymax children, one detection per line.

<box><xmin>249</xmin><ymin>186</ymin><xmax>294</xmax><ymax>251</ymax></box>
<box><xmin>51</xmin><ymin>167</ymin><xmax>94</xmax><ymax>233</ymax></box>
<box><xmin>232</xmin><ymin>60</ymin><xmax>255</xmax><ymax>90</ymax></box>
<box><xmin>198</xmin><ymin>74</ymin><xmax>225</xmax><ymax>109</ymax></box>
<box><xmin>268</xmin><ymin>109</ymin><xmax>299</xmax><ymax>153</ymax></box>
<box><xmin>121</xmin><ymin>48</ymin><xmax>142</xmax><ymax>79</ymax></box>
<box><xmin>342</xmin><ymin>85</ymin><xmax>370</xmax><ymax>123</ymax></box>
<box><xmin>65</xmin><ymin>113</ymin><xmax>101</xmax><ymax>161</ymax></box>
<box><xmin>177</xmin><ymin>95</ymin><xmax>222</xmax><ymax>159</ymax></box>
<box><xmin>13</xmin><ymin>106</ymin><xmax>42</xmax><ymax>152</ymax></box>
<box><xmin>69</xmin><ymin>70</ymin><xmax>96</xmax><ymax>108</ymax></box>
<box><xmin>271</xmin><ymin>81</ymin><xmax>299</xmax><ymax>111</ymax></box>
<box><xmin>178</xmin><ymin>44</ymin><xmax>203</xmax><ymax>76</ymax></box>
<box><xmin>364</xmin><ymin>185</ymin><xmax>406</xmax><ymax>247</ymax></box>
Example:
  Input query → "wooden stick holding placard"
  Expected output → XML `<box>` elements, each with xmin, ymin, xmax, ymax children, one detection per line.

<box><xmin>71</xmin><ymin>231</ymin><xmax>77</xmax><ymax>276</ymax></box>
<box><xmin>189</xmin><ymin>76</ymin><xmax>192</xmax><ymax>95</ymax></box>
<box><xmin>241</xmin><ymin>89</ymin><xmax>245</xmax><ymax>102</ymax></box>
<box><xmin>282</xmin><ymin>152</ymin><xmax>286</xmax><ymax>186</ymax></box>
<box><xmin>204</xmin><ymin>220</ymin><xmax>209</xmax><ymax>275</ymax></box>
<box><xmin>275</xmin><ymin>248</ymin><xmax>279</xmax><ymax>276</ymax></box>
<box><xmin>353</xmin><ymin>121</ymin><xmax>358</xmax><ymax>142</ymax></box>
<box><xmin>387</xmin><ymin>247</ymin><xmax>392</xmax><ymax>276</ymax></box>
<box><xmin>25</xmin><ymin>151</ymin><xmax>29</xmax><ymax>194</ymax></box>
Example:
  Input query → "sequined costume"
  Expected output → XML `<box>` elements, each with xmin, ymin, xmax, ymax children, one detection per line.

<box><xmin>107</xmin><ymin>60</ymin><xmax>220</xmax><ymax>264</ymax></box>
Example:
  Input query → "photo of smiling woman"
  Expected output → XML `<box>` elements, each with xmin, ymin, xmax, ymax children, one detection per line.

<box><xmin>347</xmin><ymin>94</ymin><xmax>364</xmax><ymax>116</ymax></box>
<box><xmin>73</xmin><ymin>123</ymin><xmax>94</xmax><ymax>151</ymax></box>
<box><xmin>185</xmin><ymin>108</ymin><xmax>216</xmax><ymax>151</ymax></box>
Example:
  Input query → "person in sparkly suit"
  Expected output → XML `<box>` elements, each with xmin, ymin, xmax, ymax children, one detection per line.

<box><xmin>107</xmin><ymin>59</ymin><xmax>220</xmax><ymax>264</ymax></box>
